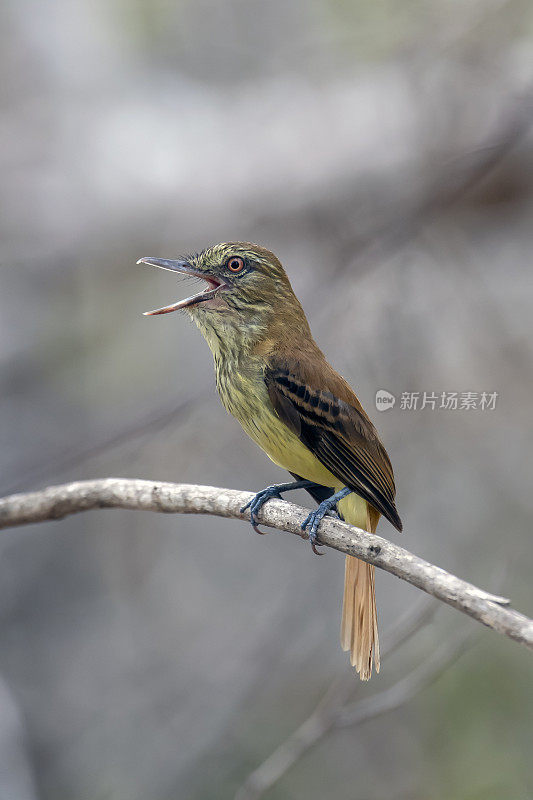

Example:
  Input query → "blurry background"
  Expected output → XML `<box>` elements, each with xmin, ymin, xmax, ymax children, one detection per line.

<box><xmin>1</xmin><ymin>0</ymin><xmax>533</xmax><ymax>798</ymax></box>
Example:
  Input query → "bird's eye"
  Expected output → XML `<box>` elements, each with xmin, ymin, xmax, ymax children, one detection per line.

<box><xmin>227</xmin><ymin>256</ymin><xmax>245</xmax><ymax>273</ymax></box>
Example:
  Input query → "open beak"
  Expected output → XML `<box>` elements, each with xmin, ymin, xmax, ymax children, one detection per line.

<box><xmin>137</xmin><ymin>257</ymin><xmax>227</xmax><ymax>315</ymax></box>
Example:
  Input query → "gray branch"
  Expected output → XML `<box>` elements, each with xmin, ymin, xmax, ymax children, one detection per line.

<box><xmin>0</xmin><ymin>478</ymin><xmax>531</xmax><ymax>650</ymax></box>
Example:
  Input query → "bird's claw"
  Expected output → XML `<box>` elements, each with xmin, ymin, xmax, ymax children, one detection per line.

<box><xmin>301</xmin><ymin>508</ymin><xmax>327</xmax><ymax>555</ymax></box>
<box><xmin>300</xmin><ymin>487</ymin><xmax>351</xmax><ymax>554</ymax></box>
<box><xmin>241</xmin><ymin>485</ymin><xmax>284</xmax><ymax>534</ymax></box>
<box><xmin>252</xmin><ymin>522</ymin><xmax>268</xmax><ymax>535</ymax></box>
<box><xmin>243</xmin><ymin>483</ymin><xmax>349</xmax><ymax>550</ymax></box>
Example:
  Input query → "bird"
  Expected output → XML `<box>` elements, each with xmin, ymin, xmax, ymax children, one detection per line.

<box><xmin>138</xmin><ymin>242</ymin><xmax>401</xmax><ymax>680</ymax></box>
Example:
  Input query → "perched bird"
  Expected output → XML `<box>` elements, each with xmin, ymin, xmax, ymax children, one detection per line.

<box><xmin>138</xmin><ymin>243</ymin><xmax>401</xmax><ymax>680</ymax></box>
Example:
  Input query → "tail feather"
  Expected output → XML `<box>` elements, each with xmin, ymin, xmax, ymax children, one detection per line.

<box><xmin>341</xmin><ymin>503</ymin><xmax>380</xmax><ymax>680</ymax></box>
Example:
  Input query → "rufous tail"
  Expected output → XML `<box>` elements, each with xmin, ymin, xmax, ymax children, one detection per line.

<box><xmin>340</xmin><ymin>503</ymin><xmax>380</xmax><ymax>680</ymax></box>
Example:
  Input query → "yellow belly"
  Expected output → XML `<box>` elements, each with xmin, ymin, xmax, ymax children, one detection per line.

<box><xmin>252</xmin><ymin>415</ymin><xmax>368</xmax><ymax>528</ymax></box>
<box><xmin>217</xmin><ymin>359</ymin><xmax>369</xmax><ymax>529</ymax></box>
<box><xmin>234</xmin><ymin>379</ymin><xmax>334</xmax><ymax>483</ymax></box>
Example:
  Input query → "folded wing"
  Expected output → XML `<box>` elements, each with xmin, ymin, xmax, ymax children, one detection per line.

<box><xmin>265</xmin><ymin>357</ymin><xmax>402</xmax><ymax>531</ymax></box>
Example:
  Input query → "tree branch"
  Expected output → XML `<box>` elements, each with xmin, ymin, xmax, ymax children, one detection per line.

<box><xmin>0</xmin><ymin>478</ymin><xmax>531</xmax><ymax>649</ymax></box>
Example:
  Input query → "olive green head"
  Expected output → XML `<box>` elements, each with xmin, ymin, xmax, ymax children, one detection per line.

<box><xmin>138</xmin><ymin>242</ymin><xmax>309</xmax><ymax>346</ymax></box>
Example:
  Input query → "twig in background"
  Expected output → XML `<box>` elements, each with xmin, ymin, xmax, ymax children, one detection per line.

<box><xmin>234</xmin><ymin>599</ymin><xmax>438</xmax><ymax>800</ymax></box>
<box><xmin>1</xmin><ymin>395</ymin><xmax>203</xmax><ymax>496</ymax></box>
<box><xmin>335</xmin><ymin>91</ymin><xmax>533</xmax><ymax>274</ymax></box>
<box><xmin>235</xmin><ymin>620</ymin><xmax>472</xmax><ymax>800</ymax></box>
<box><xmin>292</xmin><ymin>599</ymin><xmax>438</xmax><ymax>728</ymax></box>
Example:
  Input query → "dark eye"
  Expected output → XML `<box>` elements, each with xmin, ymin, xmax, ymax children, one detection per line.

<box><xmin>227</xmin><ymin>256</ymin><xmax>245</xmax><ymax>273</ymax></box>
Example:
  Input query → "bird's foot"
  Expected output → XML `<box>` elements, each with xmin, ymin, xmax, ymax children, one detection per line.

<box><xmin>301</xmin><ymin>487</ymin><xmax>352</xmax><ymax>555</ymax></box>
<box><xmin>241</xmin><ymin>480</ymin><xmax>314</xmax><ymax>534</ymax></box>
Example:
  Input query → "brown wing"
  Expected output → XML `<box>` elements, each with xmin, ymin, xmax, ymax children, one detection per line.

<box><xmin>265</xmin><ymin>357</ymin><xmax>402</xmax><ymax>531</ymax></box>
